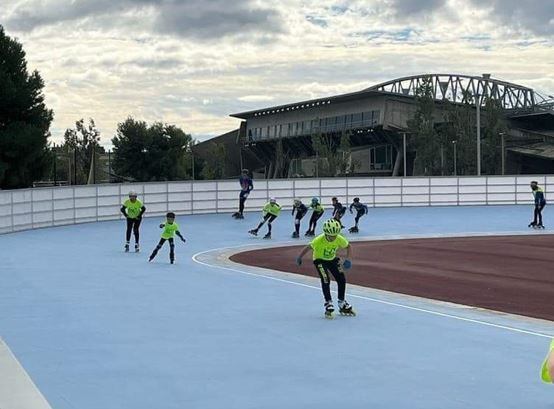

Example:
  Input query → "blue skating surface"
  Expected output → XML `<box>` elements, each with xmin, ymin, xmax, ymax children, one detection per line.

<box><xmin>1</xmin><ymin>205</ymin><xmax>553</xmax><ymax>408</ymax></box>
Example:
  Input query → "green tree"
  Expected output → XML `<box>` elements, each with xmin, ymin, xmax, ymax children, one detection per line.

<box><xmin>0</xmin><ymin>25</ymin><xmax>53</xmax><ymax>188</ymax></box>
<box><xmin>407</xmin><ymin>76</ymin><xmax>440</xmax><ymax>176</ymax></box>
<box><xmin>112</xmin><ymin>117</ymin><xmax>192</xmax><ymax>181</ymax></box>
<box><xmin>481</xmin><ymin>98</ymin><xmax>507</xmax><ymax>175</ymax></box>
<box><xmin>63</xmin><ymin>118</ymin><xmax>103</xmax><ymax>184</ymax></box>
<box><xmin>312</xmin><ymin>131</ymin><xmax>352</xmax><ymax>176</ymax></box>
<box><xmin>200</xmin><ymin>142</ymin><xmax>226</xmax><ymax>179</ymax></box>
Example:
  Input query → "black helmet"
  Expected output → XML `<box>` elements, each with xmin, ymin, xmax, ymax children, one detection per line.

<box><xmin>353</xmin><ymin>197</ymin><xmax>360</xmax><ymax>202</ymax></box>
<box><xmin>166</xmin><ymin>212</ymin><xmax>176</xmax><ymax>218</ymax></box>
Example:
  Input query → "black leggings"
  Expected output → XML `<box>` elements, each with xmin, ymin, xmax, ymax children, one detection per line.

<box><xmin>534</xmin><ymin>204</ymin><xmax>546</xmax><ymax>225</ymax></box>
<box><xmin>354</xmin><ymin>210</ymin><xmax>365</xmax><ymax>225</ymax></box>
<box><xmin>149</xmin><ymin>238</ymin><xmax>175</xmax><ymax>261</ymax></box>
<box><xmin>308</xmin><ymin>211</ymin><xmax>323</xmax><ymax>232</ymax></box>
<box><xmin>314</xmin><ymin>258</ymin><xmax>346</xmax><ymax>302</ymax></box>
<box><xmin>256</xmin><ymin>214</ymin><xmax>277</xmax><ymax>233</ymax></box>
<box><xmin>294</xmin><ymin>211</ymin><xmax>307</xmax><ymax>233</ymax></box>
<box><xmin>126</xmin><ymin>218</ymin><xmax>141</xmax><ymax>243</ymax></box>
<box><xmin>239</xmin><ymin>191</ymin><xmax>249</xmax><ymax>214</ymax></box>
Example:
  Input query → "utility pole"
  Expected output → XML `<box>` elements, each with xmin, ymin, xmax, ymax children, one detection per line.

<box><xmin>452</xmin><ymin>140</ymin><xmax>457</xmax><ymax>176</ymax></box>
<box><xmin>403</xmin><ymin>132</ymin><xmax>407</xmax><ymax>177</ymax></box>
<box><xmin>476</xmin><ymin>94</ymin><xmax>481</xmax><ymax>176</ymax></box>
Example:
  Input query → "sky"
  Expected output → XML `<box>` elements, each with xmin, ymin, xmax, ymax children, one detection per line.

<box><xmin>1</xmin><ymin>0</ymin><xmax>553</xmax><ymax>147</ymax></box>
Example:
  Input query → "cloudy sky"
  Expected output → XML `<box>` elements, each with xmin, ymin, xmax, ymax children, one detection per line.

<box><xmin>1</xmin><ymin>0</ymin><xmax>553</xmax><ymax>147</ymax></box>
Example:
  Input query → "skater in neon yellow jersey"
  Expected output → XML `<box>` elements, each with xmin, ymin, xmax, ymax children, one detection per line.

<box><xmin>296</xmin><ymin>219</ymin><xmax>355</xmax><ymax>318</ymax></box>
<box><xmin>121</xmin><ymin>190</ymin><xmax>146</xmax><ymax>252</ymax></box>
<box><xmin>148</xmin><ymin>212</ymin><xmax>186</xmax><ymax>264</ymax></box>
<box><xmin>541</xmin><ymin>339</ymin><xmax>554</xmax><ymax>383</ymax></box>
<box><xmin>248</xmin><ymin>198</ymin><xmax>281</xmax><ymax>239</ymax></box>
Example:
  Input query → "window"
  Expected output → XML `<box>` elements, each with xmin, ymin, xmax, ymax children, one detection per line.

<box><xmin>373</xmin><ymin>110</ymin><xmax>380</xmax><ymax>124</ymax></box>
<box><xmin>352</xmin><ymin>113</ymin><xmax>363</xmax><ymax>127</ymax></box>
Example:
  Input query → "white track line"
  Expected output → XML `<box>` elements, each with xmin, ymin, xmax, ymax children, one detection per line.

<box><xmin>192</xmin><ymin>241</ymin><xmax>554</xmax><ymax>339</ymax></box>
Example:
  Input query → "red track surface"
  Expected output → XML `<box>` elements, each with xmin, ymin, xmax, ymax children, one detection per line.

<box><xmin>230</xmin><ymin>235</ymin><xmax>554</xmax><ymax>321</ymax></box>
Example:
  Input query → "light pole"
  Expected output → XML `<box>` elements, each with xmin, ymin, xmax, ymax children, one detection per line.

<box><xmin>499</xmin><ymin>132</ymin><xmax>506</xmax><ymax>175</ymax></box>
<box><xmin>452</xmin><ymin>140</ymin><xmax>457</xmax><ymax>176</ymax></box>
<box><xmin>476</xmin><ymin>94</ymin><xmax>481</xmax><ymax>176</ymax></box>
<box><xmin>403</xmin><ymin>132</ymin><xmax>407</xmax><ymax>177</ymax></box>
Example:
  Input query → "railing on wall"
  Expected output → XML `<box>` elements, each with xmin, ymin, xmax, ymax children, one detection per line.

<box><xmin>0</xmin><ymin>175</ymin><xmax>551</xmax><ymax>234</ymax></box>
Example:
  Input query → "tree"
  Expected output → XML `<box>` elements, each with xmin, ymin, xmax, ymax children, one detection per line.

<box><xmin>63</xmin><ymin>118</ymin><xmax>103</xmax><ymax>184</ymax></box>
<box><xmin>0</xmin><ymin>25</ymin><xmax>53</xmax><ymax>188</ymax></box>
<box><xmin>481</xmin><ymin>98</ymin><xmax>508</xmax><ymax>175</ymax></box>
<box><xmin>312</xmin><ymin>131</ymin><xmax>352</xmax><ymax>177</ymax></box>
<box><xmin>200</xmin><ymin>142</ymin><xmax>226</xmax><ymax>179</ymax></box>
<box><xmin>111</xmin><ymin>117</ymin><xmax>192</xmax><ymax>181</ymax></box>
<box><xmin>407</xmin><ymin>76</ymin><xmax>440</xmax><ymax>176</ymax></box>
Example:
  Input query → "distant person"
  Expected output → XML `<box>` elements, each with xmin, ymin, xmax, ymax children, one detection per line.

<box><xmin>348</xmin><ymin>197</ymin><xmax>369</xmax><ymax>233</ymax></box>
<box><xmin>121</xmin><ymin>190</ymin><xmax>146</xmax><ymax>252</ymax></box>
<box><xmin>248</xmin><ymin>198</ymin><xmax>281</xmax><ymax>239</ymax></box>
<box><xmin>528</xmin><ymin>181</ymin><xmax>546</xmax><ymax>229</ymax></box>
<box><xmin>291</xmin><ymin>198</ymin><xmax>308</xmax><ymax>238</ymax></box>
<box><xmin>305</xmin><ymin>197</ymin><xmax>324</xmax><ymax>236</ymax></box>
<box><xmin>232</xmin><ymin>169</ymin><xmax>253</xmax><ymax>219</ymax></box>
<box><xmin>296</xmin><ymin>219</ymin><xmax>355</xmax><ymax>319</ymax></box>
<box><xmin>541</xmin><ymin>339</ymin><xmax>554</xmax><ymax>383</ymax></box>
<box><xmin>331</xmin><ymin>197</ymin><xmax>346</xmax><ymax>228</ymax></box>
<box><xmin>148</xmin><ymin>212</ymin><xmax>186</xmax><ymax>264</ymax></box>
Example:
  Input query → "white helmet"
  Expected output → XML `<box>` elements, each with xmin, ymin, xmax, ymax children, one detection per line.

<box><xmin>128</xmin><ymin>190</ymin><xmax>138</xmax><ymax>197</ymax></box>
<box><xmin>270</xmin><ymin>197</ymin><xmax>277</xmax><ymax>204</ymax></box>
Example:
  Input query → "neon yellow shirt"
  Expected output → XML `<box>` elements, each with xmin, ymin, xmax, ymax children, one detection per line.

<box><xmin>541</xmin><ymin>339</ymin><xmax>554</xmax><ymax>383</ymax></box>
<box><xmin>263</xmin><ymin>203</ymin><xmax>281</xmax><ymax>217</ymax></box>
<box><xmin>311</xmin><ymin>203</ymin><xmax>324</xmax><ymax>214</ymax></box>
<box><xmin>310</xmin><ymin>233</ymin><xmax>349</xmax><ymax>260</ymax></box>
<box><xmin>123</xmin><ymin>199</ymin><xmax>143</xmax><ymax>219</ymax></box>
<box><xmin>161</xmin><ymin>221</ymin><xmax>180</xmax><ymax>239</ymax></box>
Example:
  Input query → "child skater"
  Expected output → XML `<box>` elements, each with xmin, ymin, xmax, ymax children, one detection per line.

<box><xmin>305</xmin><ymin>197</ymin><xmax>324</xmax><ymax>236</ymax></box>
<box><xmin>121</xmin><ymin>190</ymin><xmax>146</xmax><ymax>252</ymax></box>
<box><xmin>348</xmin><ymin>197</ymin><xmax>368</xmax><ymax>233</ymax></box>
<box><xmin>148</xmin><ymin>212</ymin><xmax>186</xmax><ymax>264</ymax></box>
<box><xmin>331</xmin><ymin>197</ymin><xmax>347</xmax><ymax>228</ymax></box>
<box><xmin>296</xmin><ymin>219</ymin><xmax>355</xmax><ymax>319</ymax></box>
<box><xmin>291</xmin><ymin>198</ymin><xmax>308</xmax><ymax>238</ymax></box>
<box><xmin>529</xmin><ymin>180</ymin><xmax>546</xmax><ymax>229</ymax></box>
<box><xmin>248</xmin><ymin>198</ymin><xmax>281</xmax><ymax>239</ymax></box>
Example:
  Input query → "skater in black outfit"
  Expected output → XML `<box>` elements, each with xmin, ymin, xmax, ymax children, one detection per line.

<box><xmin>348</xmin><ymin>197</ymin><xmax>368</xmax><ymax>233</ymax></box>
<box><xmin>305</xmin><ymin>197</ymin><xmax>324</xmax><ymax>236</ymax></box>
<box><xmin>121</xmin><ymin>190</ymin><xmax>146</xmax><ymax>252</ymax></box>
<box><xmin>148</xmin><ymin>212</ymin><xmax>186</xmax><ymax>264</ymax></box>
<box><xmin>331</xmin><ymin>197</ymin><xmax>346</xmax><ymax>228</ymax></box>
<box><xmin>291</xmin><ymin>199</ymin><xmax>308</xmax><ymax>238</ymax></box>
<box><xmin>529</xmin><ymin>181</ymin><xmax>546</xmax><ymax>229</ymax></box>
<box><xmin>233</xmin><ymin>169</ymin><xmax>253</xmax><ymax>219</ymax></box>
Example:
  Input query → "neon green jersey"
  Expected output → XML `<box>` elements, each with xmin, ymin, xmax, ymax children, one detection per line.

<box><xmin>541</xmin><ymin>339</ymin><xmax>554</xmax><ymax>383</ymax></box>
<box><xmin>311</xmin><ymin>203</ymin><xmax>324</xmax><ymax>214</ymax></box>
<box><xmin>161</xmin><ymin>221</ymin><xmax>180</xmax><ymax>239</ymax></box>
<box><xmin>263</xmin><ymin>203</ymin><xmax>281</xmax><ymax>217</ymax></box>
<box><xmin>310</xmin><ymin>233</ymin><xmax>349</xmax><ymax>260</ymax></box>
<box><xmin>123</xmin><ymin>199</ymin><xmax>143</xmax><ymax>219</ymax></box>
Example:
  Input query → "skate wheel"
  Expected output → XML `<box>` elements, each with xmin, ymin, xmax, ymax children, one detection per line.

<box><xmin>325</xmin><ymin>313</ymin><xmax>334</xmax><ymax>319</ymax></box>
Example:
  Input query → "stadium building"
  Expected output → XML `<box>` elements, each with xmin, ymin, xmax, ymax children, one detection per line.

<box><xmin>196</xmin><ymin>74</ymin><xmax>554</xmax><ymax>178</ymax></box>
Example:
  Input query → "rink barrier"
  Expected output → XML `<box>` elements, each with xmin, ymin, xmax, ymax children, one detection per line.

<box><xmin>0</xmin><ymin>175</ymin><xmax>551</xmax><ymax>234</ymax></box>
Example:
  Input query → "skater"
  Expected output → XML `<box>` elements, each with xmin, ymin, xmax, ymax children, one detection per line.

<box><xmin>249</xmin><ymin>198</ymin><xmax>281</xmax><ymax>239</ymax></box>
<box><xmin>296</xmin><ymin>219</ymin><xmax>355</xmax><ymax>319</ymax></box>
<box><xmin>331</xmin><ymin>197</ymin><xmax>347</xmax><ymax>228</ymax></box>
<box><xmin>148</xmin><ymin>212</ymin><xmax>186</xmax><ymax>264</ymax></box>
<box><xmin>541</xmin><ymin>339</ymin><xmax>554</xmax><ymax>383</ymax></box>
<box><xmin>348</xmin><ymin>197</ymin><xmax>368</xmax><ymax>233</ymax></box>
<box><xmin>121</xmin><ymin>190</ymin><xmax>146</xmax><ymax>252</ymax></box>
<box><xmin>291</xmin><ymin>198</ymin><xmax>308</xmax><ymax>238</ymax></box>
<box><xmin>233</xmin><ymin>169</ymin><xmax>253</xmax><ymax>219</ymax></box>
<box><xmin>305</xmin><ymin>197</ymin><xmax>324</xmax><ymax>236</ymax></box>
<box><xmin>529</xmin><ymin>181</ymin><xmax>546</xmax><ymax>229</ymax></box>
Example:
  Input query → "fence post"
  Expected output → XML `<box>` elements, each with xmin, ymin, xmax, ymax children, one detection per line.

<box><xmin>428</xmin><ymin>177</ymin><xmax>431</xmax><ymax>207</ymax></box>
<box><xmin>10</xmin><ymin>191</ymin><xmax>14</xmax><ymax>233</ymax></box>
<box><xmin>216</xmin><ymin>181</ymin><xmax>219</xmax><ymax>214</ymax></box>
<box><xmin>456</xmin><ymin>177</ymin><xmax>460</xmax><ymax>206</ymax></box>
<box><xmin>95</xmin><ymin>185</ymin><xmax>99</xmax><ymax>222</ymax></box>
<box><xmin>30</xmin><ymin>189</ymin><xmax>34</xmax><ymax>229</ymax></box>
<box><xmin>372</xmin><ymin>177</ymin><xmax>376</xmax><ymax>208</ymax></box>
<box><xmin>485</xmin><ymin>176</ymin><xmax>489</xmax><ymax>206</ymax></box>
<box><xmin>51</xmin><ymin>188</ymin><xmax>55</xmax><ymax>227</ymax></box>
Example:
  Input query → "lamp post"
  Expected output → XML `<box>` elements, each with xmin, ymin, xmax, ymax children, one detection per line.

<box><xmin>452</xmin><ymin>140</ymin><xmax>458</xmax><ymax>176</ymax></box>
<box><xmin>476</xmin><ymin>94</ymin><xmax>481</xmax><ymax>176</ymax></box>
<box><xmin>499</xmin><ymin>132</ymin><xmax>506</xmax><ymax>175</ymax></box>
<box><xmin>403</xmin><ymin>132</ymin><xmax>407</xmax><ymax>177</ymax></box>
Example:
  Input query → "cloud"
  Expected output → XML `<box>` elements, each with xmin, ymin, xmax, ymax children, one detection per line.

<box><xmin>2</xmin><ymin>0</ymin><xmax>283</xmax><ymax>39</ymax></box>
<box><xmin>468</xmin><ymin>0</ymin><xmax>554</xmax><ymax>36</ymax></box>
<box><xmin>387</xmin><ymin>0</ymin><xmax>448</xmax><ymax>16</ymax></box>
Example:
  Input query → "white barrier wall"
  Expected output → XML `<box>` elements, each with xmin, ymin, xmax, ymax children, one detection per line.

<box><xmin>0</xmin><ymin>176</ymin><xmax>551</xmax><ymax>234</ymax></box>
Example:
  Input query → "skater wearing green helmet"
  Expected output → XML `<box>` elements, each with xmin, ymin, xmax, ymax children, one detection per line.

<box><xmin>305</xmin><ymin>197</ymin><xmax>324</xmax><ymax>236</ymax></box>
<box><xmin>296</xmin><ymin>218</ymin><xmax>355</xmax><ymax>318</ymax></box>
